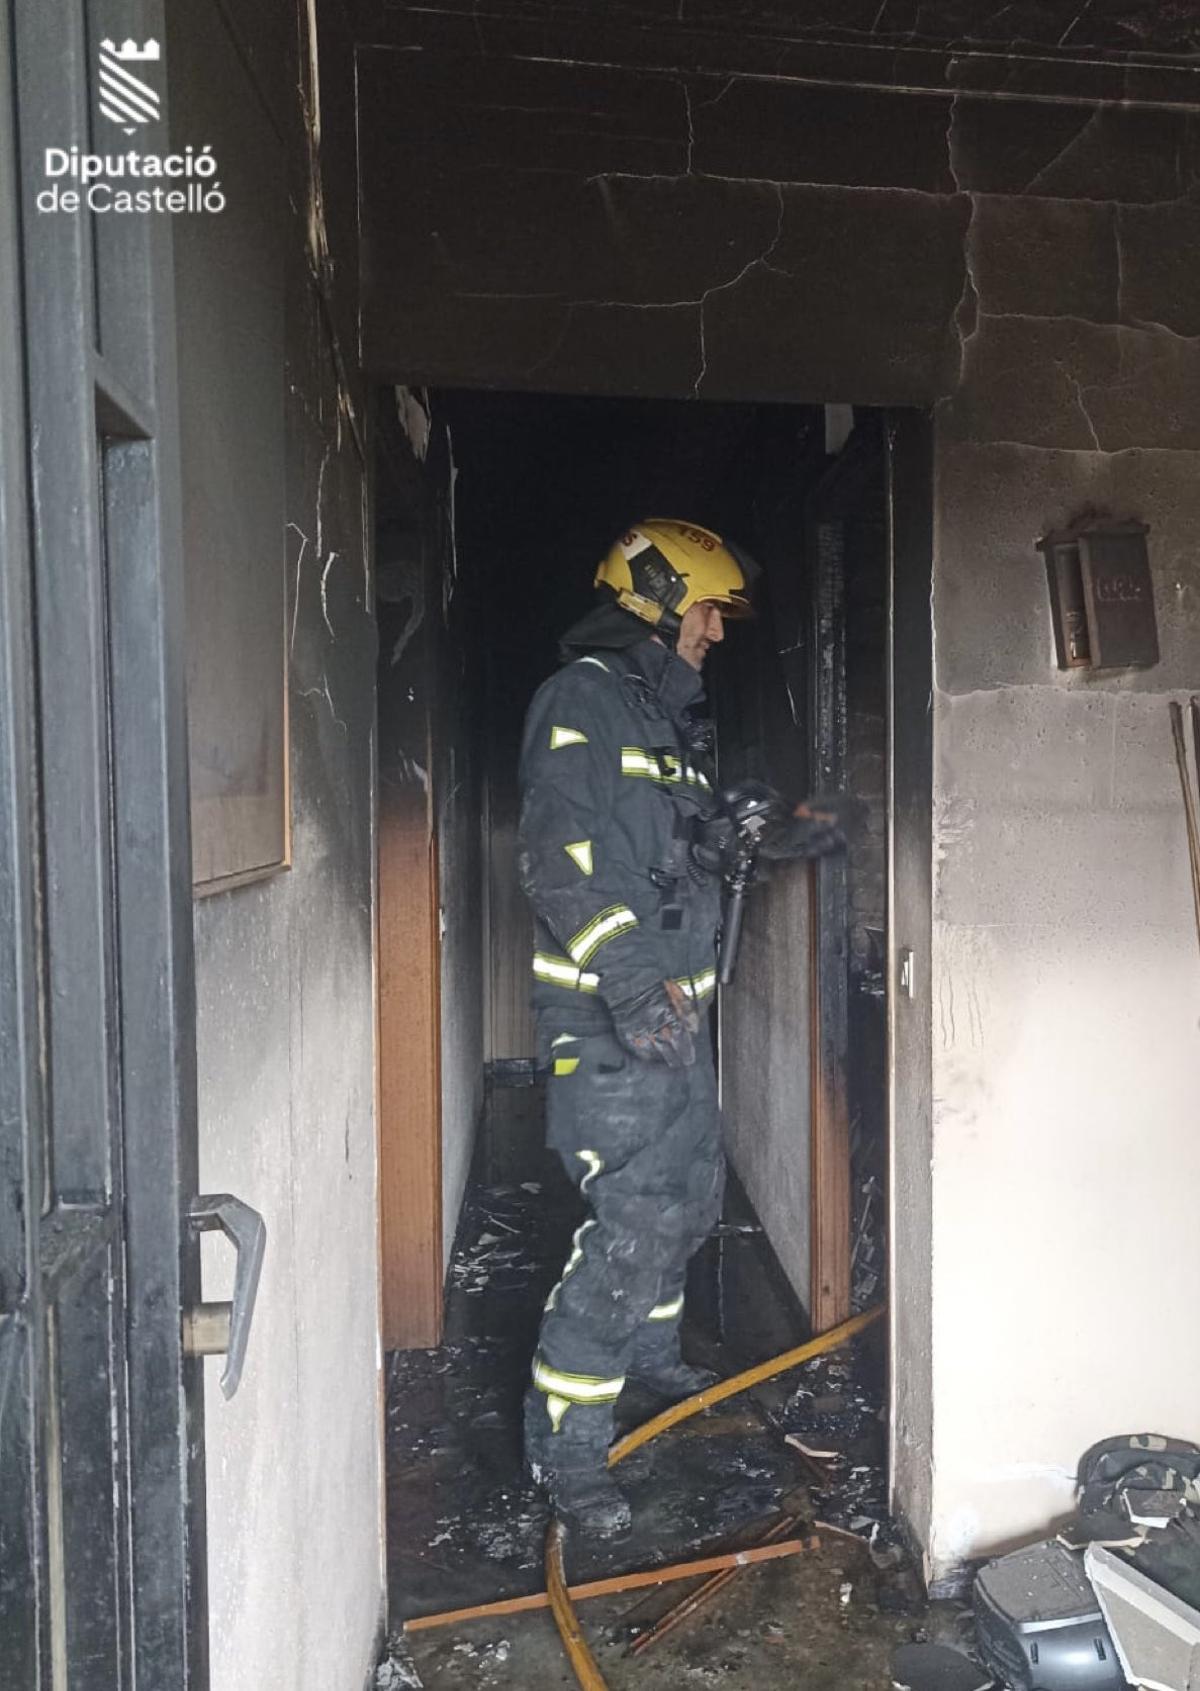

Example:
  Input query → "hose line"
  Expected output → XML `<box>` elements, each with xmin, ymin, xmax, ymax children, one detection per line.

<box><xmin>544</xmin><ymin>1303</ymin><xmax>886</xmax><ymax>1687</ymax></box>
<box><xmin>546</xmin><ymin>1519</ymin><xmax>609</xmax><ymax>1690</ymax></box>
<box><xmin>609</xmin><ymin>1306</ymin><xmax>884</xmax><ymax>1467</ymax></box>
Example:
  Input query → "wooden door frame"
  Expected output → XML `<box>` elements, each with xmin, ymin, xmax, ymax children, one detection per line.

<box><xmin>377</xmin><ymin>700</ymin><xmax>445</xmax><ymax>1349</ymax></box>
<box><xmin>375</xmin><ymin>428</ymin><xmax>451</xmax><ymax>1351</ymax></box>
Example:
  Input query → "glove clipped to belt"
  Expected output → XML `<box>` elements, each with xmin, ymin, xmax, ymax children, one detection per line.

<box><xmin>608</xmin><ymin>979</ymin><xmax>700</xmax><ymax>1068</ymax></box>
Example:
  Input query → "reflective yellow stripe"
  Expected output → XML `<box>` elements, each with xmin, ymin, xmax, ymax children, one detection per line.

<box><xmin>543</xmin><ymin>1218</ymin><xmax>596</xmax><ymax>1312</ymax></box>
<box><xmin>647</xmin><ymin>1294</ymin><xmax>685</xmax><ymax>1321</ymax></box>
<box><xmin>532</xmin><ymin>1357</ymin><xmax>625</xmax><ymax>1403</ymax></box>
<box><xmin>545</xmin><ymin>1392</ymin><xmax>571</xmax><ymax>1431</ymax></box>
<box><xmin>674</xmin><ymin>968</ymin><xmax>717</xmax><ymax>1001</ymax></box>
<box><xmin>550</xmin><ymin>725</ymin><xmax>588</xmax><ymax>749</ymax></box>
<box><xmin>620</xmin><ymin>746</ymin><xmax>660</xmax><ymax>778</ymax></box>
<box><xmin>533</xmin><ymin>952</ymin><xmax>599</xmax><ymax>992</ymax></box>
<box><xmin>553</xmin><ymin>1056</ymin><xmax>580</xmax><ymax>1075</ymax></box>
<box><xmin>576</xmin><ymin>1149</ymin><xmax>603</xmax><ymax>1193</ymax></box>
<box><xmin>621</xmin><ymin>746</ymin><xmax>711</xmax><ymax>790</ymax></box>
<box><xmin>564</xmin><ymin>840</ymin><xmax>594</xmax><ymax>875</ymax></box>
<box><xmin>563</xmin><ymin>1218</ymin><xmax>596</xmax><ymax>1277</ymax></box>
<box><xmin>567</xmin><ymin>903</ymin><xmax>638</xmax><ymax>966</ymax></box>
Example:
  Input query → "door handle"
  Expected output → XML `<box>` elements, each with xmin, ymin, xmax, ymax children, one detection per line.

<box><xmin>183</xmin><ymin>1194</ymin><xmax>266</xmax><ymax>1399</ymax></box>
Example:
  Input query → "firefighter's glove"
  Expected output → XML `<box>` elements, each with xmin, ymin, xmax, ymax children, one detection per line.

<box><xmin>758</xmin><ymin>792</ymin><xmax>866</xmax><ymax>861</ymax></box>
<box><xmin>609</xmin><ymin>979</ymin><xmax>699</xmax><ymax>1068</ymax></box>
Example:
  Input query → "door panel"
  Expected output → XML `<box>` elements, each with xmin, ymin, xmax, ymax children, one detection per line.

<box><xmin>0</xmin><ymin>0</ymin><xmax>205</xmax><ymax>1683</ymax></box>
<box><xmin>718</xmin><ymin>556</ymin><xmax>817</xmax><ymax>1314</ymax></box>
<box><xmin>376</xmin><ymin>411</ymin><xmax>484</xmax><ymax>1349</ymax></box>
<box><xmin>717</xmin><ymin>413</ymin><xmax>885</xmax><ymax>1332</ymax></box>
<box><xmin>377</xmin><ymin>492</ymin><xmax>446</xmax><ymax>1350</ymax></box>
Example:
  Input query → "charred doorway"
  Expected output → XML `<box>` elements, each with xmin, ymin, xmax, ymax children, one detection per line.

<box><xmin>374</xmin><ymin>387</ymin><xmax>892</xmax><ymax>1350</ymax></box>
<box><xmin>373</xmin><ymin>389</ymin><xmax>908</xmax><ymax>1666</ymax></box>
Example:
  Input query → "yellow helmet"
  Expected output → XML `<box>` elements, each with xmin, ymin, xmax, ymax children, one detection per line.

<box><xmin>595</xmin><ymin>520</ymin><xmax>758</xmax><ymax>634</ymax></box>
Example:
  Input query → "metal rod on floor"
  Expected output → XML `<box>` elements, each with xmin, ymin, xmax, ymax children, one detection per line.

<box><xmin>404</xmin><ymin>1533</ymin><xmax>817</xmax><ymax>1632</ymax></box>
<box><xmin>629</xmin><ymin>1511</ymin><xmax>806</xmax><ymax>1657</ymax></box>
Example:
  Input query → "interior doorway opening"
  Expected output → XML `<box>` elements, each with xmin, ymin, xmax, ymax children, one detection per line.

<box><xmin>372</xmin><ymin>385</ymin><xmax>897</xmax><ymax>1648</ymax></box>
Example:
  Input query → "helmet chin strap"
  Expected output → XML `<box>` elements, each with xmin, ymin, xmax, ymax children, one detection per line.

<box><xmin>615</xmin><ymin>588</ymin><xmax>682</xmax><ymax>644</ymax></box>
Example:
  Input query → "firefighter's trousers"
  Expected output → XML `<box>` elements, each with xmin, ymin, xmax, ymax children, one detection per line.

<box><xmin>531</xmin><ymin>1018</ymin><xmax>724</xmax><ymax>1428</ymax></box>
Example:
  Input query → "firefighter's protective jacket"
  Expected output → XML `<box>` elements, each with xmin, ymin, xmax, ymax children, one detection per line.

<box><xmin>517</xmin><ymin>637</ymin><xmax>723</xmax><ymax>1025</ymax></box>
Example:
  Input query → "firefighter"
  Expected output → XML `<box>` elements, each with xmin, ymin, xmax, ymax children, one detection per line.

<box><xmin>518</xmin><ymin>520</ymin><xmax>846</xmax><ymax>1537</ymax></box>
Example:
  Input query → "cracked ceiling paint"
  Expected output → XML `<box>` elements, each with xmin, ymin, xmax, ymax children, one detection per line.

<box><xmin>354</xmin><ymin>0</ymin><xmax>1200</xmax><ymax>437</ymax></box>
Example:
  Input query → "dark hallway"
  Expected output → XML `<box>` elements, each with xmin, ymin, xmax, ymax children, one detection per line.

<box><xmin>373</xmin><ymin>388</ymin><xmax>903</xmax><ymax>1681</ymax></box>
<box><xmin>375</xmin><ymin>387</ymin><xmax>893</xmax><ymax>1340</ymax></box>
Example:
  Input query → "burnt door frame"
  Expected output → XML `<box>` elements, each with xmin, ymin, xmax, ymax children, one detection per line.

<box><xmin>375</xmin><ymin>415</ymin><xmax>455</xmax><ymax>1350</ymax></box>
<box><xmin>0</xmin><ymin>0</ymin><xmax>207</xmax><ymax>1684</ymax></box>
<box><xmin>804</xmin><ymin>422</ymin><xmax>887</xmax><ymax>1332</ymax></box>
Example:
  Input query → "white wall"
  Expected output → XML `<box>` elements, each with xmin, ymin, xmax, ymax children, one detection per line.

<box><xmin>721</xmin><ymin>863</ymin><xmax>814</xmax><ymax>1309</ymax></box>
<box><xmin>922</xmin><ymin>438</ymin><xmax>1200</xmax><ymax>1582</ymax></box>
<box><xmin>175</xmin><ymin>0</ymin><xmax>387</xmax><ymax>1670</ymax></box>
<box><xmin>187</xmin><ymin>236</ymin><xmax>385</xmax><ymax>1690</ymax></box>
<box><xmin>438</xmin><ymin>734</ymin><xmax>485</xmax><ymax>1269</ymax></box>
<box><xmin>888</xmin><ymin>414</ymin><xmax>936</xmax><ymax>1560</ymax></box>
<box><xmin>195</xmin><ymin>854</ymin><xmax>384</xmax><ymax>1690</ymax></box>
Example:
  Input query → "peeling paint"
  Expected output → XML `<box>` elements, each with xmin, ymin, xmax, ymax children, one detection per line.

<box><xmin>288</xmin><ymin>521</ymin><xmax>310</xmax><ymax>655</ymax></box>
<box><xmin>395</xmin><ymin>386</ymin><xmax>432</xmax><ymax>460</ymax></box>
<box><xmin>301</xmin><ymin>676</ymin><xmax>348</xmax><ymax>733</ymax></box>
<box><xmin>443</xmin><ymin>424</ymin><xmax>458</xmax><ymax>621</ymax></box>
<box><xmin>320</xmin><ymin>550</ymin><xmax>339</xmax><ymax>637</ymax></box>
<box><xmin>300</xmin><ymin>0</ymin><xmax>330</xmax><ymax>284</ymax></box>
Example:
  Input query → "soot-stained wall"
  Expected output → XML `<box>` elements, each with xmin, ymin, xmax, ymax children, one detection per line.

<box><xmin>354</xmin><ymin>7</ymin><xmax>1200</xmax><ymax>1580</ymax></box>
<box><xmin>176</xmin><ymin>0</ymin><xmax>384</xmax><ymax>1684</ymax></box>
<box><xmin>926</xmin><ymin>112</ymin><xmax>1200</xmax><ymax>1582</ymax></box>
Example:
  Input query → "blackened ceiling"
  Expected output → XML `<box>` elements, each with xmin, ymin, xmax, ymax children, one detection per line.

<box><xmin>351</xmin><ymin>1</ymin><xmax>1200</xmax><ymax>63</ymax></box>
<box><xmin>349</xmin><ymin>0</ymin><xmax>1200</xmax><ymax>411</ymax></box>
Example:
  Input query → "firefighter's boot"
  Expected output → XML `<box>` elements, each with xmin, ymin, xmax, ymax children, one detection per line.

<box><xmin>628</xmin><ymin>1324</ymin><xmax>719</xmax><ymax>1404</ymax></box>
<box><xmin>523</xmin><ymin>1388</ymin><xmax>632</xmax><ymax>1540</ymax></box>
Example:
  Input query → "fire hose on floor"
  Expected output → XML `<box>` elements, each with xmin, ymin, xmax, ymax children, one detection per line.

<box><xmin>544</xmin><ymin>1304</ymin><xmax>886</xmax><ymax>1689</ymax></box>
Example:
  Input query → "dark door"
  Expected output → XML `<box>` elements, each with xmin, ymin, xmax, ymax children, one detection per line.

<box><xmin>713</xmin><ymin>409</ymin><xmax>890</xmax><ymax>1331</ymax></box>
<box><xmin>0</xmin><ymin>0</ymin><xmax>206</xmax><ymax>1684</ymax></box>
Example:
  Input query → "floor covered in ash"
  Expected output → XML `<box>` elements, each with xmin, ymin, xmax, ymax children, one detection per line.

<box><xmin>378</xmin><ymin>1084</ymin><xmax>970</xmax><ymax>1690</ymax></box>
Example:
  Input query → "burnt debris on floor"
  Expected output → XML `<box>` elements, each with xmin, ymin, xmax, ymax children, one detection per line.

<box><xmin>382</xmin><ymin>1090</ymin><xmax>1200</xmax><ymax>1691</ymax></box>
<box><xmin>380</xmin><ymin>1081</ymin><xmax>981</xmax><ymax>1689</ymax></box>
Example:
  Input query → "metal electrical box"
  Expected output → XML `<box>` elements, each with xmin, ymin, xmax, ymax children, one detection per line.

<box><xmin>1038</xmin><ymin>517</ymin><xmax>1158</xmax><ymax>673</ymax></box>
<box><xmin>974</xmin><ymin>1541</ymin><xmax>1127</xmax><ymax>1690</ymax></box>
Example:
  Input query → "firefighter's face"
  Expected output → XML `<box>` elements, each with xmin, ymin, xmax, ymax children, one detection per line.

<box><xmin>676</xmin><ymin>600</ymin><xmax>725</xmax><ymax>671</ymax></box>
